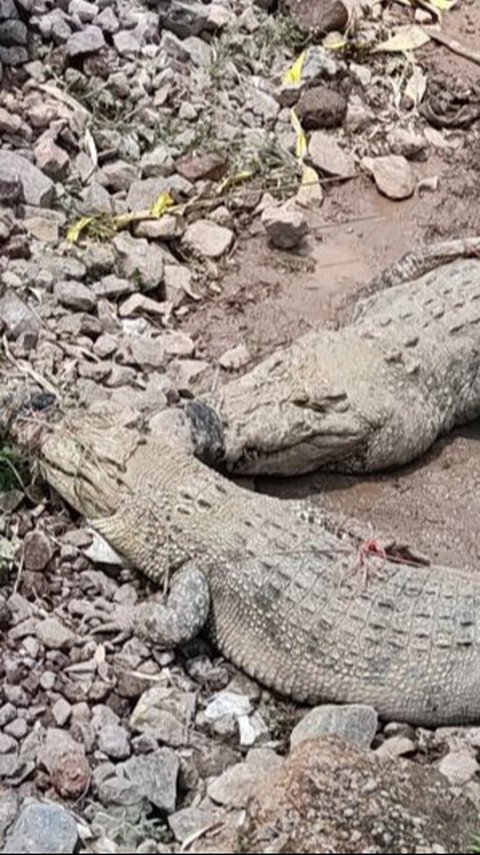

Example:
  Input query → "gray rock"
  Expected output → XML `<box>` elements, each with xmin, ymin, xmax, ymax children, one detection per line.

<box><xmin>113</xmin><ymin>232</ymin><xmax>164</xmax><ymax>290</ymax></box>
<box><xmin>5</xmin><ymin>718</ymin><xmax>27</xmax><ymax>741</ymax></box>
<box><xmin>1</xmin><ymin>800</ymin><xmax>78</xmax><ymax>854</ymax></box>
<box><xmin>375</xmin><ymin>735</ymin><xmax>417</xmax><ymax>758</ymax></box>
<box><xmin>170</xmin><ymin>358</ymin><xmax>211</xmax><ymax>394</ymax></box>
<box><xmin>119</xmin><ymin>293</ymin><xmax>167</xmax><ymax>319</ymax></box>
<box><xmin>52</xmin><ymin>699</ymin><xmax>72</xmax><ymax>728</ymax></box>
<box><xmin>158</xmin><ymin>0</ymin><xmax>210</xmax><ymax>38</ymax></box>
<box><xmin>80</xmin><ymin>244</ymin><xmax>115</xmax><ymax>276</ymax></box>
<box><xmin>108</xmin><ymin>70</ymin><xmax>130</xmax><ymax>98</ymax></box>
<box><xmin>0</xmin><ymin>733</ymin><xmax>17</xmax><ymax>754</ymax></box>
<box><xmin>66</xmin><ymin>25</ymin><xmax>105</xmax><ymax>57</ymax></box>
<box><xmin>35</xmin><ymin>617</ymin><xmax>75</xmax><ymax>650</ymax></box>
<box><xmin>140</xmin><ymin>145</ymin><xmax>175</xmax><ymax>178</ymax></box>
<box><xmin>120</xmin><ymin>335</ymin><xmax>165</xmax><ymax>369</ymax></box>
<box><xmin>238</xmin><ymin>712</ymin><xmax>269</xmax><ymax>747</ymax></box>
<box><xmin>123</xmin><ymin>749</ymin><xmax>179</xmax><ymax>813</ymax></box>
<box><xmin>0</xmin><ymin>754</ymin><xmax>19</xmax><ymax>777</ymax></box>
<box><xmin>134</xmin><ymin>215</ymin><xmax>184</xmax><ymax>240</ymax></box>
<box><xmin>0</xmin><ymin>151</ymin><xmax>54</xmax><ymax>206</ymax></box>
<box><xmin>80</xmin><ymin>181</ymin><xmax>113</xmax><ymax>214</ymax></box>
<box><xmin>34</xmin><ymin>138</ymin><xmax>69</xmax><ymax>180</ymax></box>
<box><xmin>364</xmin><ymin>154</ymin><xmax>415</xmax><ymax>200</ymax></box>
<box><xmin>163</xmin><ymin>264</ymin><xmax>193</xmax><ymax>306</ymax></box>
<box><xmin>97</xmin><ymin>724</ymin><xmax>131</xmax><ymax>760</ymax></box>
<box><xmin>208</xmin><ymin>761</ymin><xmax>267</xmax><ymax>809</ymax></box>
<box><xmin>309</xmin><ymin>131</ymin><xmax>356</xmax><ymax>178</ymax></box>
<box><xmin>205</xmin><ymin>691</ymin><xmax>252</xmax><ymax>721</ymax></box>
<box><xmin>262</xmin><ymin>205</ymin><xmax>309</xmax><ymax>249</ymax></box>
<box><xmin>54</xmin><ymin>280</ymin><xmax>96</xmax><ymax>312</ymax></box>
<box><xmin>183</xmin><ymin>34</ymin><xmax>211</xmax><ymax>66</ymax></box>
<box><xmin>37</xmin><ymin>9</ymin><xmax>72</xmax><ymax>44</ymax></box>
<box><xmin>113</xmin><ymin>30</ymin><xmax>141</xmax><ymax>57</ymax></box>
<box><xmin>126</xmin><ymin>177</ymin><xmax>173</xmax><ymax>211</ymax></box>
<box><xmin>169</xmin><ymin>804</ymin><xmax>223</xmax><ymax>844</ymax></box>
<box><xmin>91</xmin><ymin>704</ymin><xmax>121</xmax><ymax>733</ymax></box>
<box><xmin>0</xmin><ymin>704</ymin><xmax>16</xmax><ymax>728</ymax></box>
<box><xmin>130</xmin><ymin>686</ymin><xmax>196</xmax><ymax>747</ymax></box>
<box><xmin>0</xmin><ymin>45</ymin><xmax>28</xmax><ymax>64</ymax></box>
<box><xmin>68</xmin><ymin>0</ymin><xmax>98</xmax><ymax>22</ymax></box>
<box><xmin>97</xmin><ymin>160</ymin><xmax>140</xmax><ymax>192</ymax></box>
<box><xmin>290</xmin><ymin>704</ymin><xmax>378</xmax><ymax>750</ymax></box>
<box><xmin>0</xmin><ymin>290</ymin><xmax>41</xmax><ymax>339</ymax></box>
<box><xmin>182</xmin><ymin>219</ymin><xmax>234</xmax><ymax>258</ymax></box>
<box><xmin>98</xmin><ymin>775</ymin><xmax>145</xmax><ymax>808</ymax></box>
<box><xmin>24</xmin><ymin>215</ymin><xmax>60</xmax><ymax>243</ymax></box>
<box><xmin>0</xmin><ymin>0</ymin><xmax>17</xmax><ymax>20</ymax></box>
<box><xmin>0</xmin><ymin>19</ymin><xmax>27</xmax><ymax>47</ymax></box>
<box><xmin>438</xmin><ymin>751</ymin><xmax>479</xmax><ymax>786</ymax></box>
<box><xmin>94</xmin><ymin>7</ymin><xmax>119</xmax><ymax>34</ymax></box>
<box><xmin>94</xmin><ymin>275</ymin><xmax>134</xmax><ymax>299</ymax></box>
<box><xmin>0</xmin><ymin>107</ymin><xmax>22</xmax><ymax>134</ymax></box>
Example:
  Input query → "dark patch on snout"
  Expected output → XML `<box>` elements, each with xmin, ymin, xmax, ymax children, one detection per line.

<box><xmin>183</xmin><ymin>400</ymin><xmax>226</xmax><ymax>469</ymax></box>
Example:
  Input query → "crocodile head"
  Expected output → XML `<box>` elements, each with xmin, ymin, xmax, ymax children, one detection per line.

<box><xmin>221</xmin><ymin>392</ymin><xmax>371</xmax><ymax>476</ymax></box>
<box><xmin>204</xmin><ymin>331</ymin><xmax>387</xmax><ymax>477</ymax></box>
<box><xmin>38</xmin><ymin>414</ymin><xmax>141</xmax><ymax>520</ymax></box>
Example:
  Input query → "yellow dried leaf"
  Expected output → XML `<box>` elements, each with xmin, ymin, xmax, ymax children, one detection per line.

<box><xmin>297</xmin><ymin>165</ymin><xmax>324</xmax><ymax>208</ymax></box>
<box><xmin>66</xmin><ymin>216</ymin><xmax>94</xmax><ymax>243</ymax></box>
<box><xmin>429</xmin><ymin>0</ymin><xmax>456</xmax><ymax>9</ymax></box>
<box><xmin>373</xmin><ymin>25</ymin><xmax>431</xmax><ymax>53</ymax></box>
<box><xmin>290</xmin><ymin>109</ymin><xmax>307</xmax><ymax>162</ymax></box>
<box><xmin>149</xmin><ymin>191</ymin><xmax>174</xmax><ymax>218</ymax></box>
<box><xmin>300</xmin><ymin>165</ymin><xmax>317</xmax><ymax>186</ymax></box>
<box><xmin>217</xmin><ymin>170</ymin><xmax>252</xmax><ymax>195</ymax></box>
<box><xmin>323</xmin><ymin>33</ymin><xmax>348</xmax><ymax>51</ymax></box>
<box><xmin>282</xmin><ymin>51</ymin><xmax>306</xmax><ymax>86</ymax></box>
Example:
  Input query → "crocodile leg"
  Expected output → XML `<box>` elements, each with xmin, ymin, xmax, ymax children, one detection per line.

<box><xmin>89</xmin><ymin>564</ymin><xmax>211</xmax><ymax>647</ymax></box>
<box><xmin>131</xmin><ymin>564</ymin><xmax>210</xmax><ymax>647</ymax></box>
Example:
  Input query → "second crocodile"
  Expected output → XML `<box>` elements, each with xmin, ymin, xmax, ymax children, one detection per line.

<box><xmin>209</xmin><ymin>248</ymin><xmax>480</xmax><ymax>476</ymax></box>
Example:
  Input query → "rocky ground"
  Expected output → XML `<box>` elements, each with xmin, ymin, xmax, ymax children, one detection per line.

<box><xmin>1</xmin><ymin>0</ymin><xmax>480</xmax><ymax>852</ymax></box>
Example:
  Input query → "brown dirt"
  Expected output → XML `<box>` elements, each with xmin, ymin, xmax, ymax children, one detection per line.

<box><xmin>184</xmin><ymin>1</ymin><xmax>480</xmax><ymax>574</ymax></box>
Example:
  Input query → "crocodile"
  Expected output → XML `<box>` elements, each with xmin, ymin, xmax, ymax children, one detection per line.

<box><xmin>3</xmin><ymin>397</ymin><xmax>480</xmax><ymax>727</ymax></box>
<box><xmin>207</xmin><ymin>243</ymin><xmax>480</xmax><ymax>477</ymax></box>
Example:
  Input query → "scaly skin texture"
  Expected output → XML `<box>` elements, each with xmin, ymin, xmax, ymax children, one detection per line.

<box><xmin>209</xmin><ymin>256</ymin><xmax>480</xmax><ymax>476</ymax></box>
<box><xmin>9</xmin><ymin>409</ymin><xmax>480</xmax><ymax>727</ymax></box>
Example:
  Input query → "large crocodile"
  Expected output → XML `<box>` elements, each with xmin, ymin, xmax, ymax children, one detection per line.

<box><xmin>208</xmin><ymin>242</ymin><xmax>480</xmax><ymax>476</ymax></box>
<box><xmin>3</xmin><ymin>396</ymin><xmax>480</xmax><ymax>727</ymax></box>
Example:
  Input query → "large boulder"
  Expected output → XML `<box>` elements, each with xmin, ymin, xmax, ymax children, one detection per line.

<box><xmin>238</xmin><ymin>737</ymin><xmax>477</xmax><ymax>854</ymax></box>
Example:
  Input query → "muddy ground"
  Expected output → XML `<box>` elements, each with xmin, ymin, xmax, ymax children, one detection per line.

<box><xmin>185</xmin><ymin>5</ymin><xmax>480</xmax><ymax>573</ymax></box>
<box><xmin>2</xmin><ymin>0</ymin><xmax>480</xmax><ymax>851</ymax></box>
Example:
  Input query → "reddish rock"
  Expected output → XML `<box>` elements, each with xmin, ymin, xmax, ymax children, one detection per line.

<box><xmin>281</xmin><ymin>0</ymin><xmax>348</xmax><ymax>36</ymax></box>
<box><xmin>51</xmin><ymin>754</ymin><xmax>91</xmax><ymax>800</ymax></box>
<box><xmin>239</xmin><ymin>737</ymin><xmax>476</xmax><ymax>854</ymax></box>
<box><xmin>22</xmin><ymin>530</ymin><xmax>54</xmax><ymax>571</ymax></box>
<box><xmin>296</xmin><ymin>85</ymin><xmax>347</xmax><ymax>130</ymax></box>
<box><xmin>176</xmin><ymin>151</ymin><xmax>228</xmax><ymax>182</ymax></box>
